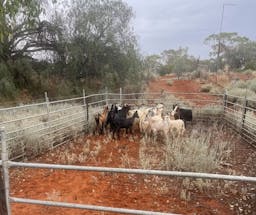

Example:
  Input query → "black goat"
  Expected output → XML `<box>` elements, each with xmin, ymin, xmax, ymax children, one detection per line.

<box><xmin>171</xmin><ymin>104</ymin><xmax>192</xmax><ymax>128</ymax></box>
<box><xmin>112</xmin><ymin>111</ymin><xmax>139</xmax><ymax>139</ymax></box>
<box><xmin>105</xmin><ymin>104</ymin><xmax>131</xmax><ymax>132</ymax></box>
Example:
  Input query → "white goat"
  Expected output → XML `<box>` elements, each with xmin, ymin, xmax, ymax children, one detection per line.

<box><xmin>144</xmin><ymin>115</ymin><xmax>185</xmax><ymax>139</ymax></box>
<box><xmin>164</xmin><ymin>116</ymin><xmax>185</xmax><ymax>137</ymax></box>
<box><xmin>128</xmin><ymin>106</ymin><xmax>151</xmax><ymax>132</ymax></box>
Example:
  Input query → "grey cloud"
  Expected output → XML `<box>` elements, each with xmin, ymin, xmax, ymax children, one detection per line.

<box><xmin>124</xmin><ymin>0</ymin><xmax>256</xmax><ymax>59</ymax></box>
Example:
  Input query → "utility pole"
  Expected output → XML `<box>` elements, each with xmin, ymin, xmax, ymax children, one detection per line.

<box><xmin>216</xmin><ymin>3</ymin><xmax>236</xmax><ymax>83</ymax></box>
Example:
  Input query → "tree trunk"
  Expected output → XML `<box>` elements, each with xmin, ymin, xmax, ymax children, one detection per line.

<box><xmin>0</xmin><ymin>171</ymin><xmax>7</xmax><ymax>215</ymax></box>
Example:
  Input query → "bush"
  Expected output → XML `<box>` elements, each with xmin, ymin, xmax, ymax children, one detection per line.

<box><xmin>231</xmin><ymin>80</ymin><xmax>247</xmax><ymax>89</ymax></box>
<box><xmin>227</xmin><ymin>88</ymin><xmax>255</xmax><ymax>99</ymax></box>
<box><xmin>248</xmin><ymin>78</ymin><xmax>256</xmax><ymax>93</ymax></box>
<box><xmin>200</xmin><ymin>84</ymin><xmax>212</xmax><ymax>92</ymax></box>
<box><xmin>0</xmin><ymin>77</ymin><xmax>17</xmax><ymax>98</ymax></box>
<box><xmin>165</xmin><ymin>129</ymin><xmax>231</xmax><ymax>173</ymax></box>
<box><xmin>227</xmin><ymin>88</ymin><xmax>256</xmax><ymax>108</ymax></box>
<box><xmin>243</xmin><ymin>69</ymin><xmax>253</xmax><ymax>75</ymax></box>
<box><xmin>167</xmin><ymin>80</ymin><xmax>173</xmax><ymax>86</ymax></box>
<box><xmin>190</xmin><ymin>70</ymin><xmax>200</xmax><ymax>79</ymax></box>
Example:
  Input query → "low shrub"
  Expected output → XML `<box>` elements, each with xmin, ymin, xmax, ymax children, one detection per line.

<box><xmin>200</xmin><ymin>84</ymin><xmax>212</xmax><ymax>92</ymax></box>
<box><xmin>165</xmin><ymin>126</ymin><xmax>232</xmax><ymax>173</ymax></box>
<box><xmin>248</xmin><ymin>78</ymin><xmax>256</xmax><ymax>93</ymax></box>
<box><xmin>167</xmin><ymin>80</ymin><xmax>173</xmax><ymax>86</ymax></box>
<box><xmin>227</xmin><ymin>88</ymin><xmax>256</xmax><ymax>104</ymax></box>
<box><xmin>231</xmin><ymin>80</ymin><xmax>247</xmax><ymax>89</ymax></box>
<box><xmin>190</xmin><ymin>70</ymin><xmax>200</xmax><ymax>79</ymax></box>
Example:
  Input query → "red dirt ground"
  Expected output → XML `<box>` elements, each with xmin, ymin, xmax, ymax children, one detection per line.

<box><xmin>10</xmin><ymin>76</ymin><xmax>256</xmax><ymax>215</ymax></box>
<box><xmin>146</xmin><ymin>75</ymin><xmax>220</xmax><ymax>106</ymax></box>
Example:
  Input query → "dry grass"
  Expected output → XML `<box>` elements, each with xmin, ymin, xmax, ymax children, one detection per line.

<box><xmin>0</xmin><ymin>101</ymin><xmax>105</xmax><ymax>159</ymax></box>
<box><xmin>165</xmin><ymin>132</ymin><xmax>231</xmax><ymax>172</ymax></box>
<box><xmin>138</xmin><ymin>122</ymin><xmax>239</xmax><ymax>202</ymax></box>
<box><xmin>193</xmin><ymin>105</ymin><xmax>223</xmax><ymax>118</ymax></box>
<box><xmin>138</xmin><ymin>121</ymin><xmax>240</xmax><ymax>204</ymax></box>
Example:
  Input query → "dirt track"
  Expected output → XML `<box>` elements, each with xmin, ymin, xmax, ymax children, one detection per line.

<box><xmin>146</xmin><ymin>75</ymin><xmax>220</xmax><ymax>106</ymax></box>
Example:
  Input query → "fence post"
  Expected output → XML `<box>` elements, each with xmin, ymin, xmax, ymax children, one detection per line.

<box><xmin>83</xmin><ymin>89</ymin><xmax>89</xmax><ymax>131</ymax></box>
<box><xmin>223</xmin><ymin>90</ymin><xmax>227</xmax><ymax>112</ymax></box>
<box><xmin>120</xmin><ymin>88</ymin><xmax>122</xmax><ymax>104</ymax></box>
<box><xmin>105</xmin><ymin>87</ymin><xmax>109</xmax><ymax>106</ymax></box>
<box><xmin>44</xmin><ymin>92</ymin><xmax>50</xmax><ymax>122</ymax></box>
<box><xmin>0</xmin><ymin>128</ymin><xmax>11</xmax><ymax>215</ymax></box>
<box><xmin>86</xmin><ymin>98</ymin><xmax>89</xmax><ymax>123</ymax></box>
<box><xmin>82</xmin><ymin>89</ymin><xmax>86</xmax><ymax>108</ymax></box>
<box><xmin>241</xmin><ymin>96</ymin><xmax>248</xmax><ymax>134</ymax></box>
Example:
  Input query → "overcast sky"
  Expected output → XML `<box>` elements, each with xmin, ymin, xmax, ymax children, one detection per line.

<box><xmin>123</xmin><ymin>0</ymin><xmax>256</xmax><ymax>59</ymax></box>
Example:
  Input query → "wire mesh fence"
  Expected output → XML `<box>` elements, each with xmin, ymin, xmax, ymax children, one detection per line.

<box><xmin>0</xmin><ymin>89</ymin><xmax>255</xmax><ymax>160</ymax></box>
<box><xmin>224</xmin><ymin>92</ymin><xmax>256</xmax><ymax>147</ymax></box>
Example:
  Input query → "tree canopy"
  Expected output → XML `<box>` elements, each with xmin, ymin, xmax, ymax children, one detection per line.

<box><xmin>0</xmin><ymin>0</ymin><xmax>143</xmax><ymax>101</ymax></box>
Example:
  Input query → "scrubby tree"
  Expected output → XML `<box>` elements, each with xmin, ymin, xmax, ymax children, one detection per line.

<box><xmin>143</xmin><ymin>55</ymin><xmax>162</xmax><ymax>79</ymax></box>
<box><xmin>61</xmin><ymin>0</ymin><xmax>142</xmax><ymax>91</ymax></box>
<box><xmin>0</xmin><ymin>0</ymin><xmax>143</xmax><ymax>100</ymax></box>
<box><xmin>160</xmin><ymin>47</ymin><xmax>197</xmax><ymax>78</ymax></box>
<box><xmin>204</xmin><ymin>32</ymin><xmax>256</xmax><ymax>70</ymax></box>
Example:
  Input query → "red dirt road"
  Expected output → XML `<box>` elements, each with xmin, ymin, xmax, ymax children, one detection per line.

<box><xmin>146</xmin><ymin>76</ymin><xmax>220</xmax><ymax>106</ymax></box>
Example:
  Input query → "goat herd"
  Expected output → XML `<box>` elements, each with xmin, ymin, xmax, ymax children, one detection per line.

<box><xmin>94</xmin><ymin>103</ymin><xmax>193</xmax><ymax>140</ymax></box>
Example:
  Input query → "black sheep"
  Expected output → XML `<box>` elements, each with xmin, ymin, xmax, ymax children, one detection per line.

<box><xmin>171</xmin><ymin>104</ymin><xmax>192</xmax><ymax>128</ymax></box>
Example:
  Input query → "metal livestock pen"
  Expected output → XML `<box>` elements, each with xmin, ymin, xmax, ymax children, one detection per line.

<box><xmin>0</xmin><ymin>89</ymin><xmax>256</xmax><ymax>214</ymax></box>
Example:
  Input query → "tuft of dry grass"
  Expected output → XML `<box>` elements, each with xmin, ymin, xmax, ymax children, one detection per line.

<box><xmin>165</xmin><ymin>127</ymin><xmax>232</xmax><ymax>173</ymax></box>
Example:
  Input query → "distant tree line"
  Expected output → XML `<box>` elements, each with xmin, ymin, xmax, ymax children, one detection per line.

<box><xmin>144</xmin><ymin>32</ymin><xmax>256</xmax><ymax>79</ymax></box>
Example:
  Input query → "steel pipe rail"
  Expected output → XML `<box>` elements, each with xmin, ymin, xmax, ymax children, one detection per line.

<box><xmin>6</xmin><ymin>109</ymin><xmax>85</xmax><ymax>137</ymax></box>
<box><xmin>88</xmin><ymin>99</ymin><xmax>107</xmax><ymax>106</ymax></box>
<box><xmin>243</xmin><ymin>124</ymin><xmax>256</xmax><ymax>133</ymax></box>
<box><xmin>226</xmin><ymin>93</ymin><xmax>245</xmax><ymax>100</ymax></box>
<box><xmin>0</xmin><ymin>112</ymin><xmax>48</xmax><ymax>126</ymax></box>
<box><xmin>49</xmin><ymin>104</ymin><xmax>85</xmax><ymax>114</ymax></box>
<box><xmin>9</xmin><ymin>162</ymin><xmax>256</xmax><ymax>183</ymax></box>
<box><xmin>6</xmin><ymin>112</ymin><xmax>85</xmax><ymax>142</ymax></box>
<box><xmin>0</xmin><ymin>102</ymin><xmax>46</xmax><ymax>112</ymax></box>
<box><xmin>10</xmin><ymin>197</ymin><xmax>179</xmax><ymax>215</ymax></box>
<box><xmin>49</xmin><ymin>96</ymin><xmax>84</xmax><ymax>104</ymax></box>
<box><xmin>241</xmin><ymin>132</ymin><xmax>256</xmax><ymax>144</ymax></box>
<box><xmin>42</xmin><ymin>119</ymin><xmax>86</xmax><ymax>143</ymax></box>
<box><xmin>120</xmin><ymin>98</ymin><xmax>221</xmax><ymax>104</ymax></box>
<box><xmin>245</xmin><ymin>106</ymin><xmax>256</xmax><ymax>112</ymax></box>
<box><xmin>241</xmin><ymin>126</ymin><xmax>256</xmax><ymax>137</ymax></box>
<box><xmin>226</xmin><ymin>100</ymin><xmax>243</xmax><ymax>107</ymax></box>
